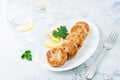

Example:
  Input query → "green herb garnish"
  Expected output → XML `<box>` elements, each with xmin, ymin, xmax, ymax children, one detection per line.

<box><xmin>21</xmin><ymin>50</ymin><xmax>32</xmax><ymax>61</ymax></box>
<box><xmin>53</xmin><ymin>26</ymin><xmax>68</xmax><ymax>39</ymax></box>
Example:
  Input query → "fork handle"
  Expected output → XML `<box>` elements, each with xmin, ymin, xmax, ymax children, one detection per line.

<box><xmin>84</xmin><ymin>48</ymin><xmax>106</xmax><ymax>79</ymax></box>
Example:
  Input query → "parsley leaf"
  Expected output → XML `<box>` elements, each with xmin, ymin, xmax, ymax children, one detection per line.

<box><xmin>21</xmin><ymin>50</ymin><xmax>32</xmax><ymax>61</ymax></box>
<box><xmin>53</xmin><ymin>26</ymin><xmax>68</xmax><ymax>39</ymax></box>
<box><xmin>21</xmin><ymin>53</ymin><xmax>26</xmax><ymax>59</ymax></box>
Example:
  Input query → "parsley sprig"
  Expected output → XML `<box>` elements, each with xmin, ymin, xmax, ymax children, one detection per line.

<box><xmin>53</xmin><ymin>26</ymin><xmax>68</xmax><ymax>39</ymax></box>
<box><xmin>21</xmin><ymin>50</ymin><xmax>32</xmax><ymax>61</ymax></box>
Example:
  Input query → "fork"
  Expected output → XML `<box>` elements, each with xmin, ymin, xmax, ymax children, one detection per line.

<box><xmin>84</xmin><ymin>32</ymin><xmax>119</xmax><ymax>79</ymax></box>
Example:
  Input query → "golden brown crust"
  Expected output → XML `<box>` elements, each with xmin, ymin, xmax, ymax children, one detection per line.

<box><xmin>70</xmin><ymin>21</ymin><xmax>89</xmax><ymax>40</ymax></box>
<box><xmin>70</xmin><ymin>24</ymin><xmax>86</xmax><ymax>40</ymax></box>
<box><xmin>76</xmin><ymin>21</ymin><xmax>90</xmax><ymax>32</ymax></box>
<box><xmin>46</xmin><ymin>47</ymin><xmax>67</xmax><ymax>67</ymax></box>
<box><xmin>66</xmin><ymin>33</ymin><xmax>83</xmax><ymax>47</ymax></box>
<box><xmin>70</xmin><ymin>24</ymin><xmax>83</xmax><ymax>34</ymax></box>
<box><xmin>60</xmin><ymin>40</ymin><xmax>78</xmax><ymax>60</ymax></box>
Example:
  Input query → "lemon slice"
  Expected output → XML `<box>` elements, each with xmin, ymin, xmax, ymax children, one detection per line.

<box><xmin>45</xmin><ymin>41</ymin><xmax>60</xmax><ymax>48</ymax></box>
<box><xmin>34</xmin><ymin>1</ymin><xmax>50</xmax><ymax>7</ymax></box>
<box><xmin>48</xmin><ymin>30</ymin><xmax>60</xmax><ymax>42</ymax></box>
<box><xmin>16</xmin><ymin>17</ymin><xmax>35</xmax><ymax>32</ymax></box>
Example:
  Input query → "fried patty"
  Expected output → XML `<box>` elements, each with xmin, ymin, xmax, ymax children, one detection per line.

<box><xmin>46</xmin><ymin>47</ymin><xmax>67</xmax><ymax>67</ymax></box>
<box><xmin>60</xmin><ymin>40</ymin><xmax>78</xmax><ymax>60</ymax></box>
<box><xmin>70</xmin><ymin>21</ymin><xmax>89</xmax><ymax>40</ymax></box>
<box><xmin>66</xmin><ymin>33</ymin><xmax>83</xmax><ymax>47</ymax></box>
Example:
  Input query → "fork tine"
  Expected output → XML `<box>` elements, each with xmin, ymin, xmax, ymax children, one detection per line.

<box><xmin>108</xmin><ymin>32</ymin><xmax>117</xmax><ymax>43</ymax></box>
<box><xmin>104</xmin><ymin>32</ymin><xmax>119</xmax><ymax>48</ymax></box>
<box><xmin>110</xmin><ymin>32</ymin><xmax>119</xmax><ymax>45</ymax></box>
<box><xmin>106</xmin><ymin>32</ymin><xmax>114</xmax><ymax>42</ymax></box>
<box><xmin>105</xmin><ymin>32</ymin><xmax>114</xmax><ymax>44</ymax></box>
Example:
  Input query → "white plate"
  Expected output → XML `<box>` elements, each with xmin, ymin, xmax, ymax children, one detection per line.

<box><xmin>36</xmin><ymin>18</ymin><xmax>99</xmax><ymax>71</ymax></box>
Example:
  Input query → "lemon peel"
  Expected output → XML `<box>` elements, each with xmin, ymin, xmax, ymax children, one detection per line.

<box><xmin>16</xmin><ymin>17</ymin><xmax>35</xmax><ymax>32</ymax></box>
<box><xmin>33</xmin><ymin>1</ymin><xmax>50</xmax><ymax>7</ymax></box>
<box><xmin>48</xmin><ymin>30</ymin><xmax>60</xmax><ymax>42</ymax></box>
<box><xmin>44</xmin><ymin>41</ymin><xmax>60</xmax><ymax>48</ymax></box>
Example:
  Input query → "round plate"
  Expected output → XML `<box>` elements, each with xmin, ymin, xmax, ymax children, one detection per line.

<box><xmin>36</xmin><ymin>18</ymin><xmax>100</xmax><ymax>71</ymax></box>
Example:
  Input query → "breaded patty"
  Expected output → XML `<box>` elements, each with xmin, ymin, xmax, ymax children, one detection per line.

<box><xmin>70</xmin><ymin>24</ymin><xmax>83</xmax><ymax>34</ymax></box>
<box><xmin>70</xmin><ymin>24</ymin><xmax>86</xmax><ymax>39</ymax></box>
<box><xmin>70</xmin><ymin>21</ymin><xmax>89</xmax><ymax>40</ymax></box>
<box><xmin>66</xmin><ymin>33</ymin><xmax>83</xmax><ymax>47</ymax></box>
<box><xmin>76</xmin><ymin>21</ymin><xmax>89</xmax><ymax>32</ymax></box>
<box><xmin>46</xmin><ymin>47</ymin><xmax>67</xmax><ymax>67</ymax></box>
<box><xmin>60</xmin><ymin>40</ymin><xmax>78</xmax><ymax>60</ymax></box>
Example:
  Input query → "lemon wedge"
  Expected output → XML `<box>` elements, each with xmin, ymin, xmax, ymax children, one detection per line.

<box><xmin>16</xmin><ymin>17</ymin><xmax>35</xmax><ymax>32</ymax></box>
<box><xmin>45</xmin><ymin>41</ymin><xmax>60</xmax><ymax>48</ymax></box>
<box><xmin>48</xmin><ymin>30</ymin><xmax>60</xmax><ymax>42</ymax></box>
